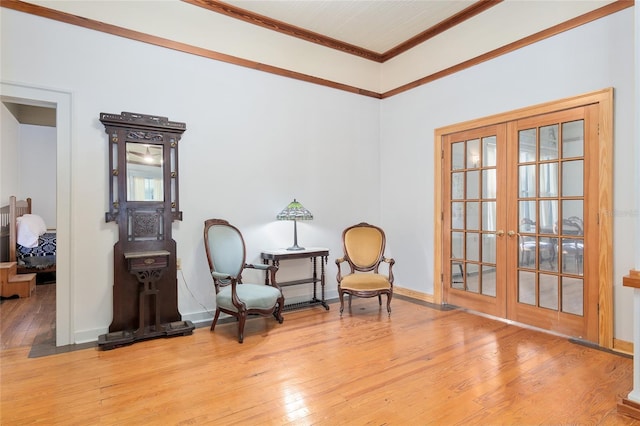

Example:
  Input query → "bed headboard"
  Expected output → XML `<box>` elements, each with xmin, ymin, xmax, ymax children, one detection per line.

<box><xmin>0</xmin><ymin>196</ymin><xmax>32</xmax><ymax>262</ymax></box>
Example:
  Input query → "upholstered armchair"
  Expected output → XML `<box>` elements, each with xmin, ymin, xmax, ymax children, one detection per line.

<box><xmin>335</xmin><ymin>222</ymin><xmax>395</xmax><ymax>316</ymax></box>
<box><xmin>204</xmin><ymin>219</ymin><xmax>284</xmax><ymax>343</ymax></box>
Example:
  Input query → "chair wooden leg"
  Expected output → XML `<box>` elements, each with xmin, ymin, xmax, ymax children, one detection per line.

<box><xmin>339</xmin><ymin>290</ymin><xmax>345</xmax><ymax>316</ymax></box>
<box><xmin>274</xmin><ymin>296</ymin><xmax>285</xmax><ymax>323</ymax></box>
<box><xmin>386</xmin><ymin>293</ymin><xmax>392</xmax><ymax>315</ymax></box>
<box><xmin>237</xmin><ymin>313</ymin><xmax>246</xmax><ymax>343</ymax></box>
<box><xmin>210</xmin><ymin>309</ymin><xmax>221</xmax><ymax>331</ymax></box>
<box><xmin>378</xmin><ymin>294</ymin><xmax>382</xmax><ymax>306</ymax></box>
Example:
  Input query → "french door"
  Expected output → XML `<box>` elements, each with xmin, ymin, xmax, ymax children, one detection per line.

<box><xmin>443</xmin><ymin>125</ymin><xmax>507</xmax><ymax>318</ymax></box>
<box><xmin>442</xmin><ymin>104</ymin><xmax>600</xmax><ymax>342</ymax></box>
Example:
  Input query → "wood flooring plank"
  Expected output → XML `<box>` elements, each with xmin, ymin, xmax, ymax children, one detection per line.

<box><xmin>0</xmin><ymin>283</ymin><xmax>56</xmax><ymax>350</ymax></box>
<box><xmin>1</xmin><ymin>297</ymin><xmax>639</xmax><ymax>424</ymax></box>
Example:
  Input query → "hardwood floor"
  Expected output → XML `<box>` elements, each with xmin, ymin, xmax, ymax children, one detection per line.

<box><xmin>1</xmin><ymin>295</ymin><xmax>639</xmax><ymax>425</ymax></box>
<box><xmin>0</xmin><ymin>282</ymin><xmax>56</xmax><ymax>350</ymax></box>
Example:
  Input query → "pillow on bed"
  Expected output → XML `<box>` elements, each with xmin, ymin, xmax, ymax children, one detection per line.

<box><xmin>16</xmin><ymin>214</ymin><xmax>47</xmax><ymax>248</ymax></box>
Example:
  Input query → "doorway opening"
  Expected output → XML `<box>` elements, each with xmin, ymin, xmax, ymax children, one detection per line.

<box><xmin>1</xmin><ymin>81</ymin><xmax>73</xmax><ymax>346</ymax></box>
<box><xmin>0</xmin><ymin>102</ymin><xmax>57</xmax><ymax>349</ymax></box>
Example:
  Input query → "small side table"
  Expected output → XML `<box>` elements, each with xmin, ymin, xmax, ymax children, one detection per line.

<box><xmin>261</xmin><ymin>247</ymin><xmax>330</xmax><ymax>311</ymax></box>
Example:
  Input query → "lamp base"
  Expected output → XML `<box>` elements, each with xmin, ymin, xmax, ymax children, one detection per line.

<box><xmin>286</xmin><ymin>220</ymin><xmax>305</xmax><ymax>250</ymax></box>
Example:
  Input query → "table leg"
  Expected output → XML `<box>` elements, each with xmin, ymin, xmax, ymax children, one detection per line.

<box><xmin>321</xmin><ymin>255</ymin><xmax>329</xmax><ymax>310</ymax></box>
<box><xmin>263</xmin><ymin>258</ymin><xmax>269</xmax><ymax>285</ymax></box>
<box><xmin>312</xmin><ymin>257</ymin><xmax>318</xmax><ymax>301</ymax></box>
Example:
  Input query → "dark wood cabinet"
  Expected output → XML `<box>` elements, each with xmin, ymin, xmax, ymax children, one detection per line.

<box><xmin>98</xmin><ymin>112</ymin><xmax>193</xmax><ymax>350</ymax></box>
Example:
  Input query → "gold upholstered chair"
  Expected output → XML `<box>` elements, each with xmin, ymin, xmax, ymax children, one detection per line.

<box><xmin>204</xmin><ymin>219</ymin><xmax>284</xmax><ymax>343</ymax></box>
<box><xmin>335</xmin><ymin>222</ymin><xmax>395</xmax><ymax>316</ymax></box>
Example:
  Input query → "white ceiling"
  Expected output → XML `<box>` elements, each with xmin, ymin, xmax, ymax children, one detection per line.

<box><xmin>223</xmin><ymin>0</ymin><xmax>476</xmax><ymax>54</ymax></box>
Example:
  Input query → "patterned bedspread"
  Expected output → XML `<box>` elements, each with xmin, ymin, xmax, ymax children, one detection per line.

<box><xmin>17</xmin><ymin>231</ymin><xmax>57</xmax><ymax>259</ymax></box>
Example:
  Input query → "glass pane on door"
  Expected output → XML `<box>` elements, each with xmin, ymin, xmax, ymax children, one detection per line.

<box><xmin>540</xmin><ymin>125</ymin><xmax>559</xmax><ymax>160</ymax></box>
<box><xmin>447</xmin><ymin>134</ymin><xmax>499</xmax><ymax>300</ymax></box>
<box><xmin>562</xmin><ymin>277</ymin><xmax>583</xmax><ymax>315</ymax></box>
<box><xmin>516</xmin><ymin>119</ymin><xmax>585</xmax><ymax>317</ymax></box>
<box><xmin>562</xmin><ymin>121</ymin><xmax>584</xmax><ymax>158</ymax></box>
<box><xmin>452</xmin><ymin>142</ymin><xmax>465</xmax><ymax>169</ymax></box>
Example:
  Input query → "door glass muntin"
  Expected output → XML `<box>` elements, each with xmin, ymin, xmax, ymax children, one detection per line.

<box><xmin>516</xmin><ymin>118</ymin><xmax>585</xmax><ymax>315</ymax></box>
<box><xmin>448</xmin><ymin>135</ymin><xmax>498</xmax><ymax>296</ymax></box>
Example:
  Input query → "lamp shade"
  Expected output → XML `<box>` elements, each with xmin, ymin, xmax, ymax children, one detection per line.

<box><xmin>277</xmin><ymin>199</ymin><xmax>312</xmax><ymax>250</ymax></box>
<box><xmin>276</xmin><ymin>199</ymin><xmax>313</xmax><ymax>221</ymax></box>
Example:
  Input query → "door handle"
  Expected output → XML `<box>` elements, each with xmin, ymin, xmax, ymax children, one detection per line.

<box><xmin>508</xmin><ymin>230</ymin><xmax>517</xmax><ymax>237</ymax></box>
<box><xmin>496</xmin><ymin>230</ymin><xmax>505</xmax><ymax>237</ymax></box>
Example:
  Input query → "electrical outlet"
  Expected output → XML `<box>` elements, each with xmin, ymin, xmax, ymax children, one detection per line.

<box><xmin>176</xmin><ymin>258</ymin><xmax>182</xmax><ymax>270</ymax></box>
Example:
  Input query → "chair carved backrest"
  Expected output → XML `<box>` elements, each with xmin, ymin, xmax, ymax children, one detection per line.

<box><xmin>204</xmin><ymin>221</ymin><xmax>245</xmax><ymax>291</ymax></box>
<box><xmin>343</xmin><ymin>224</ymin><xmax>386</xmax><ymax>274</ymax></box>
<box><xmin>336</xmin><ymin>222</ymin><xmax>394</xmax><ymax>316</ymax></box>
<box><xmin>203</xmin><ymin>218</ymin><xmax>284</xmax><ymax>343</ymax></box>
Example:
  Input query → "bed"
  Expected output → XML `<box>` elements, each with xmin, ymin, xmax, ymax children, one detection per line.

<box><xmin>0</xmin><ymin>196</ymin><xmax>56</xmax><ymax>275</ymax></box>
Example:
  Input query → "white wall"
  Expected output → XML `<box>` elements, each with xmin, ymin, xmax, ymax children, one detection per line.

<box><xmin>380</xmin><ymin>8</ymin><xmax>636</xmax><ymax>341</ymax></box>
<box><xmin>0</xmin><ymin>109</ymin><xmax>56</xmax><ymax>227</ymax></box>
<box><xmin>0</xmin><ymin>103</ymin><xmax>20</xmax><ymax>263</ymax></box>
<box><xmin>18</xmin><ymin>124</ymin><xmax>57</xmax><ymax>228</ymax></box>
<box><xmin>1</xmin><ymin>8</ymin><xmax>380</xmax><ymax>342</ymax></box>
<box><xmin>0</xmin><ymin>103</ymin><xmax>20</xmax><ymax>204</ymax></box>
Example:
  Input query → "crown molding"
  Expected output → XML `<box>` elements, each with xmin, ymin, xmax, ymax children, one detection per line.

<box><xmin>183</xmin><ymin>0</ymin><xmax>503</xmax><ymax>63</ymax></box>
<box><xmin>1</xmin><ymin>0</ymin><xmax>634</xmax><ymax>99</ymax></box>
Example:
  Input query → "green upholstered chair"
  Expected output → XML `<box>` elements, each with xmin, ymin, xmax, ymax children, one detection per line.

<box><xmin>335</xmin><ymin>222</ymin><xmax>395</xmax><ymax>316</ymax></box>
<box><xmin>204</xmin><ymin>219</ymin><xmax>284</xmax><ymax>343</ymax></box>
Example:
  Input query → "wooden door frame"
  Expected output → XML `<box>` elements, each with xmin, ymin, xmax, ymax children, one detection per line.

<box><xmin>434</xmin><ymin>88</ymin><xmax>613</xmax><ymax>348</ymax></box>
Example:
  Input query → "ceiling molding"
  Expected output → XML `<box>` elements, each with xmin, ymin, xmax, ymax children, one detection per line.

<box><xmin>0</xmin><ymin>0</ymin><xmax>382</xmax><ymax>99</ymax></box>
<box><xmin>1</xmin><ymin>0</ymin><xmax>633</xmax><ymax>100</ymax></box>
<box><xmin>381</xmin><ymin>0</ymin><xmax>634</xmax><ymax>99</ymax></box>
<box><xmin>183</xmin><ymin>0</ymin><xmax>503</xmax><ymax>64</ymax></box>
<box><xmin>380</xmin><ymin>0</ymin><xmax>503</xmax><ymax>62</ymax></box>
<box><xmin>183</xmin><ymin>0</ymin><xmax>382</xmax><ymax>62</ymax></box>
